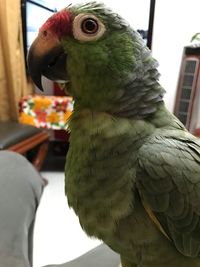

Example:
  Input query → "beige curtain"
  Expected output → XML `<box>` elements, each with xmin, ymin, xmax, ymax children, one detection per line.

<box><xmin>0</xmin><ymin>0</ymin><xmax>33</xmax><ymax>121</ymax></box>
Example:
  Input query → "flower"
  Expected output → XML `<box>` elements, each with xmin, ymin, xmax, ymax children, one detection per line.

<box><xmin>19</xmin><ymin>113</ymin><xmax>36</xmax><ymax>126</ymax></box>
<box><xmin>46</xmin><ymin>112</ymin><xmax>59</xmax><ymax>124</ymax></box>
<box><xmin>33</xmin><ymin>97</ymin><xmax>52</xmax><ymax>111</ymax></box>
<box><xmin>35</xmin><ymin>110</ymin><xmax>47</xmax><ymax>124</ymax></box>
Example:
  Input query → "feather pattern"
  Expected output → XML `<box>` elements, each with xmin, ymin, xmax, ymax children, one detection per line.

<box><xmin>137</xmin><ymin>132</ymin><xmax>200</xmax><ymax>257</ymax></box>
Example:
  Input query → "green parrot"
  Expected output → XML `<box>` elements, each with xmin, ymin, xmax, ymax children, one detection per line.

<box><xmin>28</xmin><ymin>2</ymin><xmax>200</xmax><ymax>267</ymax></box>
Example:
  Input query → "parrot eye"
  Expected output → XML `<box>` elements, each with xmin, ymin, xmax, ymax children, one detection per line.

<box><xmin>73</xmin><ymin>13</ymin><xmax>106</xmax><ymax>41</ymax></box>
<box><xmin>81</xmin><ymin>18</ymin><xmax>99</xmax><ymax>34</ymax></box>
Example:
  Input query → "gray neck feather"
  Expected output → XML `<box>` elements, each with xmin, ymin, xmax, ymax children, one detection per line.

<box><xmin>111</xmin><ymin>31</ymin><xmax>165</xmax><ymax>119</ymax></box>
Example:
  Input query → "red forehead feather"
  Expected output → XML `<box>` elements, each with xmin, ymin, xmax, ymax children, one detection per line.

<box><xmin>40</xmin><ymin>9</ymin><xmax>73</xmax><ymax>38</ymax></box>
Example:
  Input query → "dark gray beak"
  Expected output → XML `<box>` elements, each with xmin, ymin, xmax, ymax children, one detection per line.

<box><xmin>27</xmin><ymin>34</ymin><xmax>67</xmax><ymax>91</ymax></box>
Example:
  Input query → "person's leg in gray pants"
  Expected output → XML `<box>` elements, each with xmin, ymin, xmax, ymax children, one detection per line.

<box><xmin>43</xmin><ymin>243</ymin><xmax>120</xmax><ymax>267</ymax></box>
<box><xmin>0</xmin><ymin>151</ymin><xmax>44</xmax><ymax>267</ymax></box>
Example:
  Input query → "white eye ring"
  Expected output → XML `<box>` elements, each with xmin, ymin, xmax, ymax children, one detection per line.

<box><xmin>73</xmin><ymin>13</ymin><xmax>106</xmax><ymax>41</ymax></box>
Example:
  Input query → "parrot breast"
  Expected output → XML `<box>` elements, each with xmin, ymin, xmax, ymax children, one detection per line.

<box><xmin>65</xmin><ymin>109</ymin><xmax>155</xmax><ymax>238</ymax></box>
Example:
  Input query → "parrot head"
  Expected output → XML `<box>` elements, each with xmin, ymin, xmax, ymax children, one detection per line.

<box><xmin>28</xmin><ymin>2</ymin><xmax>164</xmax><ymax>115</ymax></box>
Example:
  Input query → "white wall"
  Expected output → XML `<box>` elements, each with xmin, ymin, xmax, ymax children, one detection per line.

<box><xmin>152</xmin><ymin>0</ymin><xmax>200</xmax><ymax>111</ymax></box>
<box><xmin>55</xmin><ymin>0</ymin><xmax>150</xmax><ymax>29</ymax></box>
<box><xmin>53</xmin><ymin>0</ymin><xmax>200</xmax><ymax>112</ymax></box>
<box><xmin>54</xmin><ymin>0</ymin><xmax>150</xmax><ymax>31</ymax></box>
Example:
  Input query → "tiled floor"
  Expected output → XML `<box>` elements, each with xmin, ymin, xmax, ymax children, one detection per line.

<box><xmin>33</xmin><ymin>171</ymin><xmax>101</xmax><ymax>267</ymax></box>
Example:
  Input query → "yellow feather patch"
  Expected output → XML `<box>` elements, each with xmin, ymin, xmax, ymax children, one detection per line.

<box><xmin>141</xmin><ymin>199</ymin><xmax>171</xmax><ymax>241</ymax></box>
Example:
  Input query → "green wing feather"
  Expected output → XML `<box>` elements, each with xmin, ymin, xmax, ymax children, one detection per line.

<box><xmin>136</xmin><ymin>133</ymin><xmax>200</xmax><ymax>257</ymax></box>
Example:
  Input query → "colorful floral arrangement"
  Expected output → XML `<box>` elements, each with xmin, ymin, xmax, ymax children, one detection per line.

<box><xmin>19</xmin><ymin>95</ymin><xmax>73</xmax><ymax>130</ymax></box>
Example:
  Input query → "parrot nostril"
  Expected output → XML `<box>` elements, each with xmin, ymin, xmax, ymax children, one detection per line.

<box><xmin>42</xmin><ymin>30</ymin><xmax>48</xmax><ymax>37</ymax></box>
